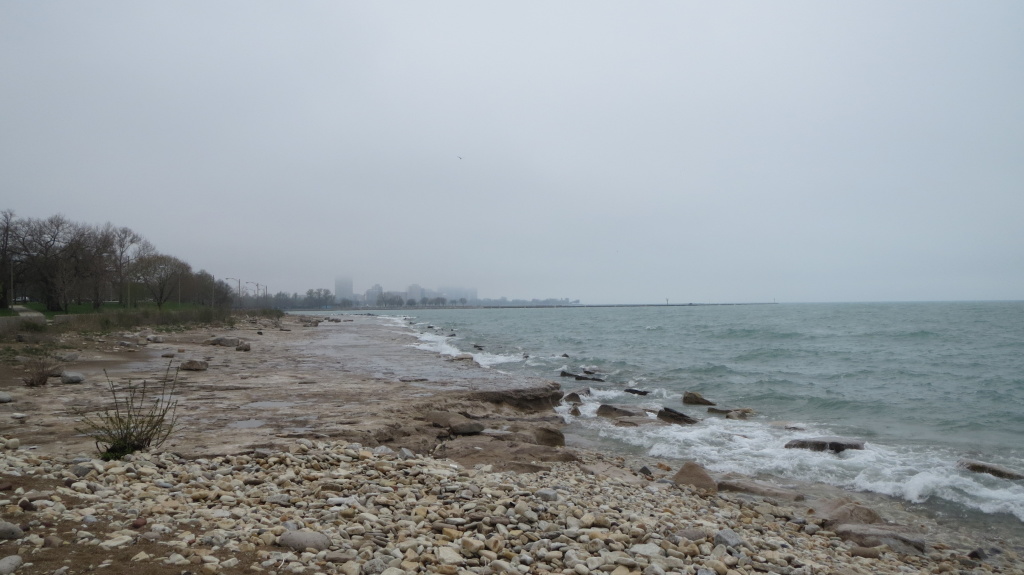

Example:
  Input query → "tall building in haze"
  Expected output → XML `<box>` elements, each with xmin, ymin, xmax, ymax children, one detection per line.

<box><xmin>335</xmin><ymin>276</ymin><xmax>354</xmax><ymax>303</ymax></box>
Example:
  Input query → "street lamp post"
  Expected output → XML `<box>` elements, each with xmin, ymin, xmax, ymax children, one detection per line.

<box><xmin>247</xmin><ymin>282</ymin><xmax>262</xmax><ymax>310</ymax></box>
<box><xmin>226</xmin><ymin>278</ymin><xmax>240</xmax><ymax>309</ymax></box>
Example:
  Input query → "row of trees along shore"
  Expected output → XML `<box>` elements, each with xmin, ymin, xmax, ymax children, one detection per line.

<box><xmin>0</xmin><ymin>211</ymin><xmax>234</xmax><ymax>312</ymax></box>
<box><xmin>0</xmin><ymin>211</ymin><xmax>438</xmax><ymax>315</ymax></box>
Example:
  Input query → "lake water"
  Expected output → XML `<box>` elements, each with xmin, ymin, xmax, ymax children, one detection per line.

<box><xmin>368</xmin><ymin>302</ymin><xmax>1024</xmax><ymax>530</ymax></box>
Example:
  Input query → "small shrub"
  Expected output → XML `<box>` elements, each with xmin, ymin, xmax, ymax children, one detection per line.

<box><xmin>22</xmin><ymin>357</ymin><xmax>59</xmax><ymax>387</ymax></box>
<box><xmin>74</xmin><ymin>364</ymin><xmax>180</xmax><ymax>460</ymax></box>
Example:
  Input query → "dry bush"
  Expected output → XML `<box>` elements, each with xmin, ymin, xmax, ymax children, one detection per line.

<box><xmin>21</xmin><ymin>357</ymin><xmax>60</xmax><ymax>387</ymax></box>
<box><xmin>75</xmin><ymin>364</ymin><xmax>180</xmax><ymax>460</ymax></box>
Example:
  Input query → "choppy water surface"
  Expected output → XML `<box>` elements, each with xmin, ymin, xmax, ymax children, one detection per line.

<box><xmin>353</xmin><ymin>303</ymin><xmax>1024</xmax><ymax>533</ymax></box>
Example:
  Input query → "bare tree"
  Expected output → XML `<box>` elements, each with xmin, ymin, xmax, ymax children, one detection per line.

<box><xmin>110</xmin><ymin>225</ymin><xmax>144</xmax><ymax>306</ymax></box>
<box><xmin>14</xmin><ymin>214</ymin><xmax>83</xmax><ymax>311</ymax></box>
<box><xmin>135</xmin><ymin>253</ymin><xmax>191</xmax><ymax>309</ymax></box>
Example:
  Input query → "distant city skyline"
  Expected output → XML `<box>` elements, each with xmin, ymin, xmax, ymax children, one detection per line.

<box><xmin>334</xmin><ymin>275</ymin><xmax>479</xmax><ymax>305</ymax></box>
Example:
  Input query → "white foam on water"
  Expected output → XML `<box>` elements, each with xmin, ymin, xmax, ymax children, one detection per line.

<box><xmin>411</xmin><ymin>331</ymin><xmax>462</xmax><ymax>357</ymax></box>
<box><xmin>564</xmin><ymin>400</ymin><xmax>1024</xmax><ymax>521</ymax></box>
<box><xmin>472</xmin><ymin>351</ymin><xmax>525</xmax><ymax>368</ymax></box>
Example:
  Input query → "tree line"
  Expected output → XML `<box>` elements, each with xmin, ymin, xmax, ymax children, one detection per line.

<box><xmin>0</xmin><ymin>211</ymin><xmax>233</xmax><ymax>312</ymax></box>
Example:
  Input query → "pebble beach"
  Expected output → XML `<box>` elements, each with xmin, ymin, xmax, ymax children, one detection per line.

<box><xmin>1</xmin><ymin>314</ymin><xmax>1022</xmax><ymax>575</ymax></box>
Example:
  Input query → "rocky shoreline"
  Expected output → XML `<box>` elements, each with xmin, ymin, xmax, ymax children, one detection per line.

<box><xmin>0</xmin><ymin>314</ymin><xmax>1021</xmax><ymax>574</ymax></box>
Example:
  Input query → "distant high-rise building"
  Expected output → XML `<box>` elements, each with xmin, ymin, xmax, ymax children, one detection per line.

<box><xmin>335</xmin><ymin>276</ymin><xmax>353</xmax><ymax>302</ymax></box>
<box><xmin>406</xmin><ymin>284</ymin><xmax>424</xmax><ymax>302</ymax></box>
<box><xmin>364</xmin><ymin>284</ymin><xmax>384</xmax><ymax>306</ymax></box>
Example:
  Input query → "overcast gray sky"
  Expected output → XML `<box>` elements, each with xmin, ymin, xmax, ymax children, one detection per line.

<box><xmin>2</xmin><ymin>2</ymin><xmax>1022</xmax><ymax>304</ymax></box>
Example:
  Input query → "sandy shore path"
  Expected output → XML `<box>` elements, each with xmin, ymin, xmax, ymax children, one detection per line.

<box><xmin>0</xmin><ymin>314</ymin><xmax>562</xmax><ymax>460</ymax></box>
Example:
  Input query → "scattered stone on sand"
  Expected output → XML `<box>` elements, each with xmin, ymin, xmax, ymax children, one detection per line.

<box><xmin>672</xmin><ymin>461</ymin><xmax>718</xmax><ymax>493</ymax></box>
<box><xmin>0</xmin><ymin>522</ymin><xmax>24</xmax><ymax>540</ymax></box>
<box><xmin>1</xmin><ymin>441</ymin><xmax>984</xmax><ymax>575</ymax></box>
<box><xmin>60</xmin><ymin>370</ymin><xmax>85</xmax><ymax>384</ymax></box>
<box><xmin>279</xmin><ymin>530</ymin><xmax>332</xmax><ymax>552</ymax></box>
<box><xmin>0</xmin><ymin>392</ymin><xmax>11</xmax><ymax>403</ymax></box>
<box><xmin>0</xmin><ymin>555</ymin><xmax>23</xmax><ymax>575</ymax></box>
<box><xmin>204</xmin><ymin>336</ymin><xmax>240</xmax><ymax>347</ymax></box>
<box><xmin>179</xmin><ymin>359</ymin><xmax>209</xmax><ymax>371</ymax></box>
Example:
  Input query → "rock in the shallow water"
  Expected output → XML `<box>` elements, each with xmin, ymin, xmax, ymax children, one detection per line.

<box><xmin>60</xmin><ymin>371</ymin><xmax>85</xmax><ymax>384</ymax></box>
<box><xmin>657</xmin><ymin>407</ymin><xmax>698</xmax><ymax>425</ymax></box>
<box><xmin>180</xmin><ymin>359</ymin><xmax>209</xmax><ymax>371</ymax></box>
<box><xmin>784</xmin><ymin>436</ymin><xmax>864</xmax><ymax>453</ymax></box>
<box><xmin>279</xmin><ymin>530</ymin><xmax>332</xmax><ymax>551</ymax></box>
<box><xmin>563</xmin><ymin>389</ymin><xmax>591</xmax><ymax>403</ymax></box>
<box><xmin>624</xmin><ymin>388</ymin><xmax>649</xmax><ymax>395</ymax></box>
<box><xmin>683</xmin><ymin>391</ymin><xmax>716</xmax><ymax>405</ymax></box>
<box><xmin>236</xmin><ymin>342</ymin><xmax>251</xmax><ymax>352</ymax></box>
<box><xmin>0</xmin><ymin>555</ymin><xmax>23</xmax><ymax>575</ymax></box>
<box><xmin>534</xmin><ymin>426</ymin><xmax>565</xmax><ymax>447</ymax></box>
<box><xmin>596</xmin><ymin>404</ymin><xmax>645</xmax><ymax>419</ymax></box>
<box><xmin>672</xmin><ymin>461</ymin><xmax>717</xmax><ymax>494</ymax></box>
<box><xmin>560</xmin><ymin>370</ymin><xmax>604</xmax><ymax>382</ymax></box>
<box><xmin>0</xmin><ymin>521</ymin><xmax>24</xmax><ymax>540</ymax></box>
<box><xmin>958</xmin><ymin>459</ymin><xmax>1024</xmax><ymax>480</ymax></box>
<box><xmin>0</xmin><ymin>392</ymin><xmax>11</xmax><ymax>404</ymax></box>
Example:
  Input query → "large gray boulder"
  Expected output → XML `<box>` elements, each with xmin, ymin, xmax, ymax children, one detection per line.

<box><xmin>0</xmin><ymin>555</ymin><xmax>23</xmax><ymax>575</ymax></box>
<box><xmin>60</xmin><ymin>371</ymin><xmax>86</xmax><ymax>384</ymax></box>
<box><xmin>179</xmin><ymin>360</ymin><xmax>209</xmax><ymax>371</ymax></box>
<box><xmin>0</xmin><ymin>521</ymin><xmax>23</xmax><ymax>540</ymax></box>
<box><xmin>278</xmin><ymin>530</ymin><xmax>331</xmax><ymax>551</ymax></box>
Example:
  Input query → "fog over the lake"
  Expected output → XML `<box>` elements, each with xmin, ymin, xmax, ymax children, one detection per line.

<box><xmin>3</xmin><ymin>2</ymin><xmax>1022</xmax><ymax>304</ymax></box>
